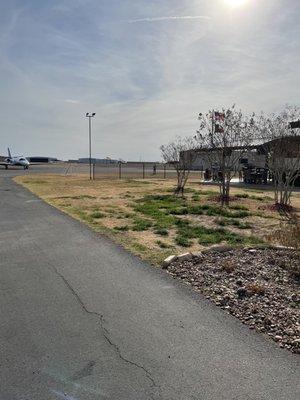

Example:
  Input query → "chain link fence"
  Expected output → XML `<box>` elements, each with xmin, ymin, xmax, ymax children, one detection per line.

<box><xmin>64</xmin><ymin>162</ymin><xmax>203</xmax><ymax>181</ymax></box>
<box><xmin>94</xmin><ymin>162</ymin><xmax>175</xmax><ymax>180</ymax></box>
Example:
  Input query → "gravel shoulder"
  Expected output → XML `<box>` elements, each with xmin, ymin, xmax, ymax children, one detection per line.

<box><xmin>165</xmin><ymin>246</ymin><xmax>300</xmax><ymax>353</ymax></box>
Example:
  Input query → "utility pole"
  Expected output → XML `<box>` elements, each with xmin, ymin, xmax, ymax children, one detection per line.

<box><xmin>85</xmin><ymin>112</ymin><xmax>96</xmax><ymax>180</ymax></box>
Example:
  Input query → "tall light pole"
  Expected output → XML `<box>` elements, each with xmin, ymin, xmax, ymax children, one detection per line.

<box><xmin>85</xmin><ymin>112</ymin><xmax>96</xmax><ymax>180</ymax></box>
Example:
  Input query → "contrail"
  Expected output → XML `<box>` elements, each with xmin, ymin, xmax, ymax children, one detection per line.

<box><xmin>128</xmin><ymin>15</ymin><xmax>211</xmax><ymax>23</ymax></box>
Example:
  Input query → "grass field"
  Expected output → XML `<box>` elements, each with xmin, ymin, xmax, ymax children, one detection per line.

<box><xmin>15</xmin><ymin>174</ymin><xmax>299</xmax><ymax>265</ymax></box>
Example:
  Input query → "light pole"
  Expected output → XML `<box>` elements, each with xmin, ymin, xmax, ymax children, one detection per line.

<box><xmin>85</xmin><ymin>112</ymin><xmax>96</xmax><ymax>180</ymax></box>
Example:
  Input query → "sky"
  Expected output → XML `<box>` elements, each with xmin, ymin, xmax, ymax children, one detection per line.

<box><xmin>0</xmin><ymin>0</ymin><xmax>299</xmax><ymax>161</ymax></box>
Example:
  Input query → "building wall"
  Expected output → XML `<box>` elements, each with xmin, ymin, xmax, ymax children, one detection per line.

<box><xmin>190</xmin><ymin>149</ymin><xmax>266</xmax><ymax>170</ymax></box>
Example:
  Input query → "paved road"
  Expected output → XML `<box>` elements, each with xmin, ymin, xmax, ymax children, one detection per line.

<box><xmin>0</xmin><ymin>175</ymin><xmax>299</xmax><ymax>400</ymax></box>
<box><xmin>0</xmin><ymin>163</ymin><xmax>70</xmax><ymax>178</ymax></box>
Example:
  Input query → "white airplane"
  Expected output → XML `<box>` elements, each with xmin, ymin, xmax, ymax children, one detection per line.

<box><xmin>0</xmin><ymin>148</ymin><xmax>30</xmax><ymax>170</ymax></box>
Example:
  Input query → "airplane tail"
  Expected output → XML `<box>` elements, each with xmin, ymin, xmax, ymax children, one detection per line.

<box><xmin>7</xmin><ymin>148</ymin><xmax>12</xmax><ymax>158</ymax></box>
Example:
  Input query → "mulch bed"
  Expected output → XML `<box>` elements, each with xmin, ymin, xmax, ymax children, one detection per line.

<box><xmin>166</xmin><ymin>247</ymin><xmax>300</xmax><ymax>353</ymax></box>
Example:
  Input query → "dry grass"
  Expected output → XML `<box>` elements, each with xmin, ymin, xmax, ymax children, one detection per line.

<box><xmin>268</xmin><ymin>213</ymin><xmax>300</xmax><ymax>281</ymax></box>
<box><xmin>15</xmin><ymin>174</ymin><xmax>300</xmax><ymax>265</ymax></box>
<box><xmin>221</xmin><ymin>260</ymin><xmax>236</xmax><ymax>273</ymax></box>
<box><xmin>246</xmin><ymin>282</ymin><xmax>266</xmax><ymax>296</ymax></box>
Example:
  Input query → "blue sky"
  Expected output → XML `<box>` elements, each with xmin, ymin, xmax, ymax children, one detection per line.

<box><xmin>0</xmin><ymin>0</ymin><xmax>299</xmax><ymax>160</ymax></box>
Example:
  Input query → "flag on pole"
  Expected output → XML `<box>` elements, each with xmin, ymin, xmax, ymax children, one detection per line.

<box><xmin>214</xmin><ymin>111</ymin><xmax>225</xmax><ymax>121</ymax></box>
<box><xmin>215</xmin><ymin>124</ymin><xmax>224</xmax><ymax>133</ymax></box>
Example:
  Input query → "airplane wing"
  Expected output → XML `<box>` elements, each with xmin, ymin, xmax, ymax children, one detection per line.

<box><xmin>0</xmin><ymin>162</ymin><xmax>9</xmax><ymax>166</ymax></box>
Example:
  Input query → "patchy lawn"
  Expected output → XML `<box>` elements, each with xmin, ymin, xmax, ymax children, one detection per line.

<box><xmin>15</xmin><ymin>175</ymin><xmax>297</xmax><ymax>265</ymax></box>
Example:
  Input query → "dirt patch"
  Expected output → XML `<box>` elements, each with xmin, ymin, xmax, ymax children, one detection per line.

<box><xmin>258</xmin><ymin>204</ymin><xmax>295</xmax><ymax>213</ymax></box>
<box><xmin>166</xmin><ymin>247</ymin><xmax>300</xmax><ymax>353</ymax></box>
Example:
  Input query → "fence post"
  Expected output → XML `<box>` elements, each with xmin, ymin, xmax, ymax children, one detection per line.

<box><xmin>92</xmin><ymin>163</ymin><xmax>95</xmax><ymax>180</ymax></box>
<box><xmin>164</xmin><ymin>164</ymin><xmax>166</xmax><ymax>179</ymax></box>
<box><xmin>118</xmin><ymin>162</ymin><xmax>122</xmax><ymax>179</ymax></box>
<box><xmin>142</xmin><ymin>162</ymin><xmax>145</xmax><ymax>179</ymax></box>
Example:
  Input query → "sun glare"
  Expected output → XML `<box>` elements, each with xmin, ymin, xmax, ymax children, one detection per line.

<box><xmin>224</xmin><ymin>0</ymin><xmax>248</xmax><ymax>7</ymax></box>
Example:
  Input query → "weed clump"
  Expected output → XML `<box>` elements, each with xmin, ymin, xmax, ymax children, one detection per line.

<box><xmin>114</xmin><ymin>225</ymin><xmax>129</xmax><ymax>232</ymax></box>
<box><xmin>270</xmin><ymin>213</ymin><xmax>300</xmax><ymax>282</ymax></box>
<box><xmin>132</xmin><ymin>218</ymin><xmax>153</xmax><ymax>231</ymax></box>
<box><xmin>154</xmin><ymin>227</ymin><xmax>169</xmax><ymax>236</ymax></box>
<box><xmin>156</xmin><ymin>240</ymin><xmax>170</xmax><ymax>249</ymax></box>
<box><xmin>90</xmin><ymin>211</ymin><xmax>105</xmax><ymax>219</ymax></box>
<box><xmin>175</xmin><ymin>236</ymin><xmax>192</xmax><ymax>247</ymax></box>
<box><xmin>215</xmin><ymin>218</ymin><xmax>251</xmax><ymax>229</ymax></box>
<box><xmin>246</xmin><ymin>282</ymin><xmax>266</xmax><ymax>296</ymax></box>
<box><xmin>221</xmin><ymin>260</ymin><xmax>236</xmax><ymax>273</ymax></box>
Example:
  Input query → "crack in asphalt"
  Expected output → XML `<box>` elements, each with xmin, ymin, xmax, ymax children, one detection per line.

<box><xmin>19</xmin><ymin>207</ymin><xmax>161</xmax><ymax>398</ymax></box>
<box><xmin>45</xmin><ymin>260</ymin><xmax>160</xmax><ymax>398</ymax></box>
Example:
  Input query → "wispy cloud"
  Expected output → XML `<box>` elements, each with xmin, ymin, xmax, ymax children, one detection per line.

<box><xmin>64</xmin><ymin>99</ymin><xmax>80</xmax><ymax>104</ymax></box>
<box><xmin>0</xmin><ymin>0</ymin><xmax>299</xmax><ymax>161</ymax></box>
<box><xmin>128</xmin><ymin>15</ymin><xmax>211</xmax><ymax>24</ymax></box>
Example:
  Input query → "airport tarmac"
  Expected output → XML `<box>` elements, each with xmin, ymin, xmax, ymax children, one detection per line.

<box><xmin>0</xmin><ymin>163</ymin><xmax>69</xmax><ymax>177</ymax></box>
<box><xmin>0</xmin><ymin>171</ymin><xmax>299</xmax><ymax>400</ymax></box>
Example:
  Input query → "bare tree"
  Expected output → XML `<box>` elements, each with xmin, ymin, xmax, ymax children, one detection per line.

<box><xmin>160</xmin><ymin>135</ymin><xmax>196</xmax><ymax>196</ymax></box>
<box><xmin>257</xmin><ymin>106</ymin><xmax>300</xmax><ymax>207</ymax></box>
<box><xmin>196</xmin><ymin>105</ymin><xmax>255</xmax><ymax>205</ymax></box>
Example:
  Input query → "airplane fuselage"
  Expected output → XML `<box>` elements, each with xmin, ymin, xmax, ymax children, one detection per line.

<box><xmin>1</xmin><ymin>148</ymin><xmax>30</xmax><ymax>170</ymax></box>
<box><xmin>3</xmin><ymin>157</ymin><xmax>30</xmax><ymax>169</ymax></box>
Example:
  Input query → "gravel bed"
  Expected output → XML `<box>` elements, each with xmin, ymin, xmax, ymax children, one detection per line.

<box><xmin>166</xmin><ymin>248</ymin><xmax>300</xmax><ymax>353</ymax></box>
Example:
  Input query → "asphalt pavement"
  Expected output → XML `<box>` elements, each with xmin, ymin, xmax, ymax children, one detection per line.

<box><xmin>0</xmin><ymin>171</ymin><xmax>299</xmax><ymax>400</ymax></box>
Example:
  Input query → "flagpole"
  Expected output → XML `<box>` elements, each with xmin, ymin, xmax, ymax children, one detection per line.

<box><xmin>211</xmin><ymin>109</ymin><xmax>215</xmax><ymax>147</ymax></box>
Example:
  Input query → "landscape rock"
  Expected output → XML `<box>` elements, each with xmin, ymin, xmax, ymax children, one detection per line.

<box><xmin>236</xmin><ymin>287</ymin><xmax>248</xmax><ymax>299</ymax></box>
<box><xmin>202</xmin><ymin>245</ymin><xmax>233</xmax><ymax>254</ymax></box>
<box><xmin>162</xmin><ymin>255</ymin><xmax>177</xmax><ymax>269</ymax></box>
<box><xmin>177</xmin><ymin>252</ymin><xmax>193</xmax><ymax>262</ymax></box>
<box><xmin>164</xmin><ymin>247</ymin><xmax>300</xmax><ymax>354</ymax></box>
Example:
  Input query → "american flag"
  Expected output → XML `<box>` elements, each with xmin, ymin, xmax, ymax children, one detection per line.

<box><xmin>214</xmin><ymin>111</ymin><xmax>225</xmax><ymax>121</ymax></box>
<box><xmin>215</xmin><ymin>124</ymin><xmax>224</xmax><ymax>133</ymax></box>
